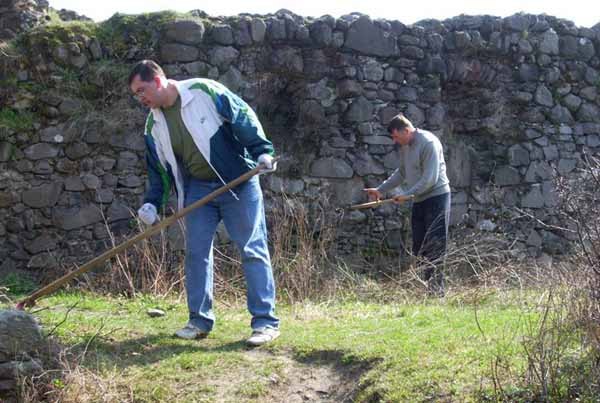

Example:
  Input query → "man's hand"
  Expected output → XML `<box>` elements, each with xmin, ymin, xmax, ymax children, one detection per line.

<box><xmin>363</xmin><ymin>188</ymin><xmax>382</xmax><ymax>202</ymax></box>
<box><xmin>138</xmin><ymin>203</ymin><xmax>158</xmax><ymax>225</ymax></box>
<box><xmin>393</xmin><ymin>194</ymin><xmax>414</xmax><ymax>204</ymax></box>
<box><xmin>258</xmin><ymin>154</ymin><xmax>277</xmax><ymax>173</ymax></box>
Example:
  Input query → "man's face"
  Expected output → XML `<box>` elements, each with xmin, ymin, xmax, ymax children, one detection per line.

<box><xmin>130</xmin><ymin>75</ymin><xmax>160</xmax><ymax>108</ymax></box>
<box><xmin>390</xmin><ymin>127</ymin><xmax>412</xmax><ymax>146</ymax></box>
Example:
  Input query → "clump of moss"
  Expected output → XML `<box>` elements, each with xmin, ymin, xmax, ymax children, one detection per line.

<box><xmin>0</xmin><ymin>108</ymin><xmax>34</xmax><ymax>132</ymax></box>
<box><xmin>96</xmin><ymin>11</ymin><xmax>187</xmax><ymax>58</ymax></box>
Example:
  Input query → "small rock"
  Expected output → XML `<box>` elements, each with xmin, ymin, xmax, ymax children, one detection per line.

<box><xmin>478</xmin><ymin>219</ymin><xmax>497</xmax><ymax>232</ymax></box>
<box><xmin>146</xmin><ymin>308</ymin><xmax>165</xmax><ymax>318</ymax></box>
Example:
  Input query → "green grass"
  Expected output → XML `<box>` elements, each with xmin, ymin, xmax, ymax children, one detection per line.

<box><xmin>0</xmin><ymin>108</ymin><xmax>34</xmax><ymax>132</ymax></box>
<box><xmin>3</xmin><ymin>288</ymin><xmax>579</xmax><ymax>402</ymax></box>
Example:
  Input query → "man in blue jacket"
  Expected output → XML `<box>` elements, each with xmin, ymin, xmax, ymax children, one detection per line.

<box><xmin>128</xmin><ymin>60</ymin><xmax>279</xmax><ymax>346</ymax></box>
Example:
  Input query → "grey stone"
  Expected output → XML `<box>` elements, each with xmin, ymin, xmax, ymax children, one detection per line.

<box><xmin>526</xmin><ymin>229</ymin><xmax>542</xmax><ymax>247</ymax></box>
<box><xmin>0</xmin><ymin>310</ymin><xmax>43</xmax><ymax>362</ymax></box>
<box><xmin>344</xmin><ymin>96</ymin><xmax>373</xmax><ymax>123</ymax></box>
<box><xmin>549</xmin><ymin>105</ymin><xmax>574</xmax><ymax>124</ymax></box>
<box><xmin>22</xmin><ymin>182</ymin><xmax>62</xmax><ymax>208</ymax></box>
<box><xmin>65</xmin><ymin>142</ymin><xmax>90</xmax><ymax>160</ymax></box>
<box><xmin>266</xmin><ymin>176</ymin><xmax>304</xmax><ymax>194</ymax></box>
<box><xmin>88</xmin><ymin>37</ymin><xmax>102</xmax><ymax>59</ymax></box>
<box><xmin>107</xmin><ymin>201</ymin><xmax>132</xmax><ymax>223</ymax></box>
<box><xmin>53</xmin><ymin>205</ymin><xmax>103</xmax><ymax>230</ymax></box>
<box><xmin>82</xmin><ymin>174</ymin><xmax>101</xmax><ymax>190</ymax></box>
<box><xmin>160</xmin><ymin>43</ymin><xmax>199</xmax><ymax>63</ymax></box>
<box><xmin>508</xmin><ymin>144</ymin><xmax>530</xmax><ymax>167</ymax></box>
<box><xmin>562</xmin><ymin>94</ymin><xmax>582</xmax><ymax>111</ymax></box>
<box><xmin>587</xmin><ymin>135</ymin><xmax>600</xmax><ymax>147</ymax></box>
<box><xmin>494</xmin><ymin>165</ymin><xmax>520</xmax><ymax>186</ymax></box>
<box><xmin>146</xmin><ymin>308</ymin><xmax>166</xmax><ymax>318</ymax></box>
<box><xmin>23</xmin><ymin>143</ymin><xmax>58</xmax><ymax>160</ymax></box>
<box><xmin>557</xmin><ymin>159</ymin><xmax>577</xmax><ymax>175</ymax></box>
<box><xmin>337</xmin><ymin>80</ymin><xmax>361</xmax><ymax>98</ymax></box>
<box><xmin>0</xmin><ymin>359</ymin><xmax>43</xmax><ymax>379</ymax></box>
<box><xmin>233</xmin><ymin>19</ymin><xmax>253</xmax><ymax>46</ymax></box>
<box><xmin>208</xmin><ymin>46</ymin><xmax>239</xmax><ymax>70</ymax></box>
<box><xmin>269</xmin><ymin>47</ymin><xmax>303</xmax><ymax>73</ymax></box>
<box><xmin>542</xmin><ymin>145</ymin><xmax>559</xmax><ymax>161</ymax></box>
<box><xmin>503</xmin><ymin>14</ymin><xmax>530</xmax><ymax>32</ymax></box>
<box><xmin>309</xmin><ymin>20</ymin><xmax>332</xmax><ymax>46</ymax></box>
<box><xmin>539</xmin><ymin>28</ymin><xmax>559</xmax><ymax>54</ymax></box>
<box><xmin>64</xmin><ymin>176</ymin><xmax>84</xmax><ymax>192</ymax></box>
<box><xmin>94</xmin><ymin>188</ymin><xmax>114</xmax><ymax>204</ymax></box>
<box><xmin>24</xmin><ymin>234</ymin><xmax>57</xmax><ymax>254</ymax></box>
<box><xmin>250</xmin><ymin>18</ymin><xmax>267</xmax><ymax>42</ymax></box>
<box><xmin>267</xmin><ymin>18</ymin><xmax>287</xmax><ymax>41</ymax></box>
<box><xmin>576</xmin><ymin>103</ymin><xmax>600</xmax><ymax>123</ymax></box>
<box><xmin>183</xmin><ymin>61</ymin><xmax>210</xmax><ymax>76</ymax></box>
<box><xmin>310</xmin><ymin>157</ymin><xmax>353</xmax><ymax>178</ymax></box>
<box><xmin>164</xmin><ymin>19</ymin><xmax>205</xmax><ymax>45</ymax></box>
<box><xmin>27</xmin><ymin>253</ymin><xmax>58</xmax><ymax>269</ymax></box>
<box><xmin>0</xmin><ymin>142</ymin><xmax>13</xmax><ymax>162</ymax></box>
<box><xmin>404</xmin><ymin>104</ymin><xmax>425</xmax><ymax>126</ymax></box>
<box><xmin>118</xmin><ymin>175</ymin><xmax>142</xmax><ymax>188</ymax></box>
<box><xmin>219</xmin><ymin>67</ymin><xmax>243</xmax><ymax>94</ymax></box>
<box><xmin>362</xmin><ymin>135</ymin><xmax>393</xmax><ymax>145</ymax></box>
<box><xmin>210</xmin><ymin>24</ymin><xmax>234</xmax><ymax>45</ymax></box>
<box><xmin>525</xmin><ymin>161</ymin><xmax>552</xmax><ymax>182</ymax></box>
<box><xmin>39</xmin><ymin>126</ymin><xmax>64</xmax><ymax>143</ymax></box>
<box><xmin>345</xmin><ymin>16</ymin><xmax>397</xmax><ymax>57</ymax></box>
<box><xmin>521</xmin><ymin>184</ymin><xmax>544</xmax><ymax>208</ymax></box>
<box><xmin>534</xmin><ymin>85</ymin><xmax>553</xmax><ymax>107</ymax></box>
<box><xmin>580</xmin><ymin>86</ymin><xmax>597</xmax><ymax>102</ymax></box>
<box><xmin>361</xmin><ymin>60</ymin><xmax>384</xmax><ymax>81</ymax></box>
<box><xmin>116</xmin><ymin>151</ymin><xmax>139</xmax><ymax>170</ymax></box>
<box><xmin>348</xmin><ymin>151</ymin><xmax>385</xmax><ymax>176</ymax></box>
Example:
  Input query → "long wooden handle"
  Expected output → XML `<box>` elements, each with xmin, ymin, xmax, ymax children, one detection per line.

<box><xmin>17</xmin><ymin>158</ymin><xmax>278</xmax><ymax>309</ymax></box>
<box><xmin>349</xmin><ymin>194</ymin><xmax>414</xmax><ymax>210</ymax></box>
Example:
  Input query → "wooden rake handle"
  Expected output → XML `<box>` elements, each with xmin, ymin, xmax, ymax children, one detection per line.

<box><xmin>349</xmin><ymin>194</ymin><xmax>414</xmax><ymax>210</ymax></box>
<box><xmin>16</xmin><ymin>157</ymin><xmax>279</xmax><ymax>310</ymax></box>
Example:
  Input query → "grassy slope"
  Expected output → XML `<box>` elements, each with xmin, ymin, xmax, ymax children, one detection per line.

<box><xmin>1</xmin><ymin>289</ymin><xmax>551</xmax><ymax>402</ymax></box>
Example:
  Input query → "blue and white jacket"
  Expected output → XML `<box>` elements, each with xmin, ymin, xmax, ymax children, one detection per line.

<box><xmin>143</xmin><ymin>78</ymin><xmax>274</xmax><ymax>211</ymax></box>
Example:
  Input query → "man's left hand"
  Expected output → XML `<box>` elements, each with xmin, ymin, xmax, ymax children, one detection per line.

<box><xmin>258</xmin><ymin>154</ymin><xmax>277</xmax><ymax>173</ymax></box>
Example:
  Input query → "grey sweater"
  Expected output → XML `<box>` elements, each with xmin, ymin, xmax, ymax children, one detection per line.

<box><xmin>377</xmin><ymin>129</ymin><xmax>450</xmax><ymax>203</ymax></box>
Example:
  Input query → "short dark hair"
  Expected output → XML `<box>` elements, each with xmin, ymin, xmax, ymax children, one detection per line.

<box><xmin>128</xmin><ymin>60</ymin><xmax>165</xmax><ymax>86</ymax></box>
<box><xmin>387</xmin><ymin>114</ymin><xmax>413</xmax><ymax>134</ymax></box>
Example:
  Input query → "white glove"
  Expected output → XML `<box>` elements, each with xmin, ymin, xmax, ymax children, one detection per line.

<box><xmin>138</xmin><ymin>203</ymin><xmax>158</xmax><ymax>225</ymax></box>
<box><xmin>258</xmin><ymin>154</ymin><xmax>277</xmax><ymax>173</ymax></box>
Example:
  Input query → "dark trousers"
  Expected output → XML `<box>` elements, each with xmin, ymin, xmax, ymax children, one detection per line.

<box><xmin>411</xmin><ymin>192</ymin><xmax>451</xmax><ymax>288</ymax></box>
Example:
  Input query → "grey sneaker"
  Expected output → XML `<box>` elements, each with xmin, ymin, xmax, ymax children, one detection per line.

<box><xmin>246</xmin><ymin>327</ymin><xmax>280</xmax><ymax>346</ymax></box>
<box><xmin>174</xmin><ymin>323</ymin><xmax>209</xmax><ymax>340</ymax></box>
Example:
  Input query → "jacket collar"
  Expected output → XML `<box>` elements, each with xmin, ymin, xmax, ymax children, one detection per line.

<box><xmin>149</xmin><ymin>79</ymin><xmax>194</xmax><ymax>122</ymax></box>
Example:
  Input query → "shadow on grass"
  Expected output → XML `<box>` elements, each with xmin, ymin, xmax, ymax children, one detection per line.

<box><xmin>71</xmin><ymin>334</ymin><xmax>251</xmax><ymax>369</ymax></box>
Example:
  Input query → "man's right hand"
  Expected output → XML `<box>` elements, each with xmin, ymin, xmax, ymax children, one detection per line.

<box><xmin>363</xmin><ymin>188</ymin><xmax>382</xmax><ymax>202</ymax></box>
<box><xmin>138</xmin><ymin>203</ymin><xmax>158</xmax><ymax>225</ymax></box>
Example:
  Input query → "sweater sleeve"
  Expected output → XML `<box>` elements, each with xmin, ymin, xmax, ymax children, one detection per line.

<box><xmin>377</xmin><ymin>168</ymin><xmax>406</xmax><ymax>194</ymax></box>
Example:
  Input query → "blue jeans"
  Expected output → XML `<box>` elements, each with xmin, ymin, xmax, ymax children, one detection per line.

<box><xmin>183</xmin><ymin>176</ymin><xmax>279</xmax><ymax>332</ymax></box>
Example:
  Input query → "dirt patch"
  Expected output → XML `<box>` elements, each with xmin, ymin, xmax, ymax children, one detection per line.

<box><xmin>207</xmin><ymin>348</ymin><xmax>371</xmax><ymax>402</ymax></box>
<box><xmin>247</xmin><ymin>349</ymin><xmax>368</xmax><ymax>402</ymax></box>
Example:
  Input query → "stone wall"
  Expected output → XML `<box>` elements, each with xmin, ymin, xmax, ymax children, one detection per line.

<box><xmin>1</xmin><ymin>9</ymin><xmax>600</xmax><ymax>277</ymax></box>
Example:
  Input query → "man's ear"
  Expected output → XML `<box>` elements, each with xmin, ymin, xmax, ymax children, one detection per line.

<box><xmin>153</xmin><ymin>75</ymin><xmax>162</xmax><ymax>87</ymax></box>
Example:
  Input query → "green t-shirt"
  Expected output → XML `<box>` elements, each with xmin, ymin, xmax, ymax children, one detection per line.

<box><xmin>162</xmin><ymin>95</ymin><xmax>217</xmax><ymax>180</ymax></box>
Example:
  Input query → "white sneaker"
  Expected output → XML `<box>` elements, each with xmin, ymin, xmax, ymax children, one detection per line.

<box><xmin>174</xmin><ymin>324</ymin><xmax>209</xmax><ymax>340</ymax></box>
<box><xmin>246</xmin><ymin>327</ymin><xmax>280</xmax><ymax>346</ymax></box>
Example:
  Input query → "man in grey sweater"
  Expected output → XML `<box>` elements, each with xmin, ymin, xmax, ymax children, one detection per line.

<box><xmin>364</xmin><ymin>114</ymin><xmax>451</xmax><ymax>294</ymax></box>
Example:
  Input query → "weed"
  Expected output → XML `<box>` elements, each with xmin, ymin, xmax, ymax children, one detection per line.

<box><xmin>0</xmin><ymin>108</ymin><xmax>34</xmax><ymax>131</ymax></box>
